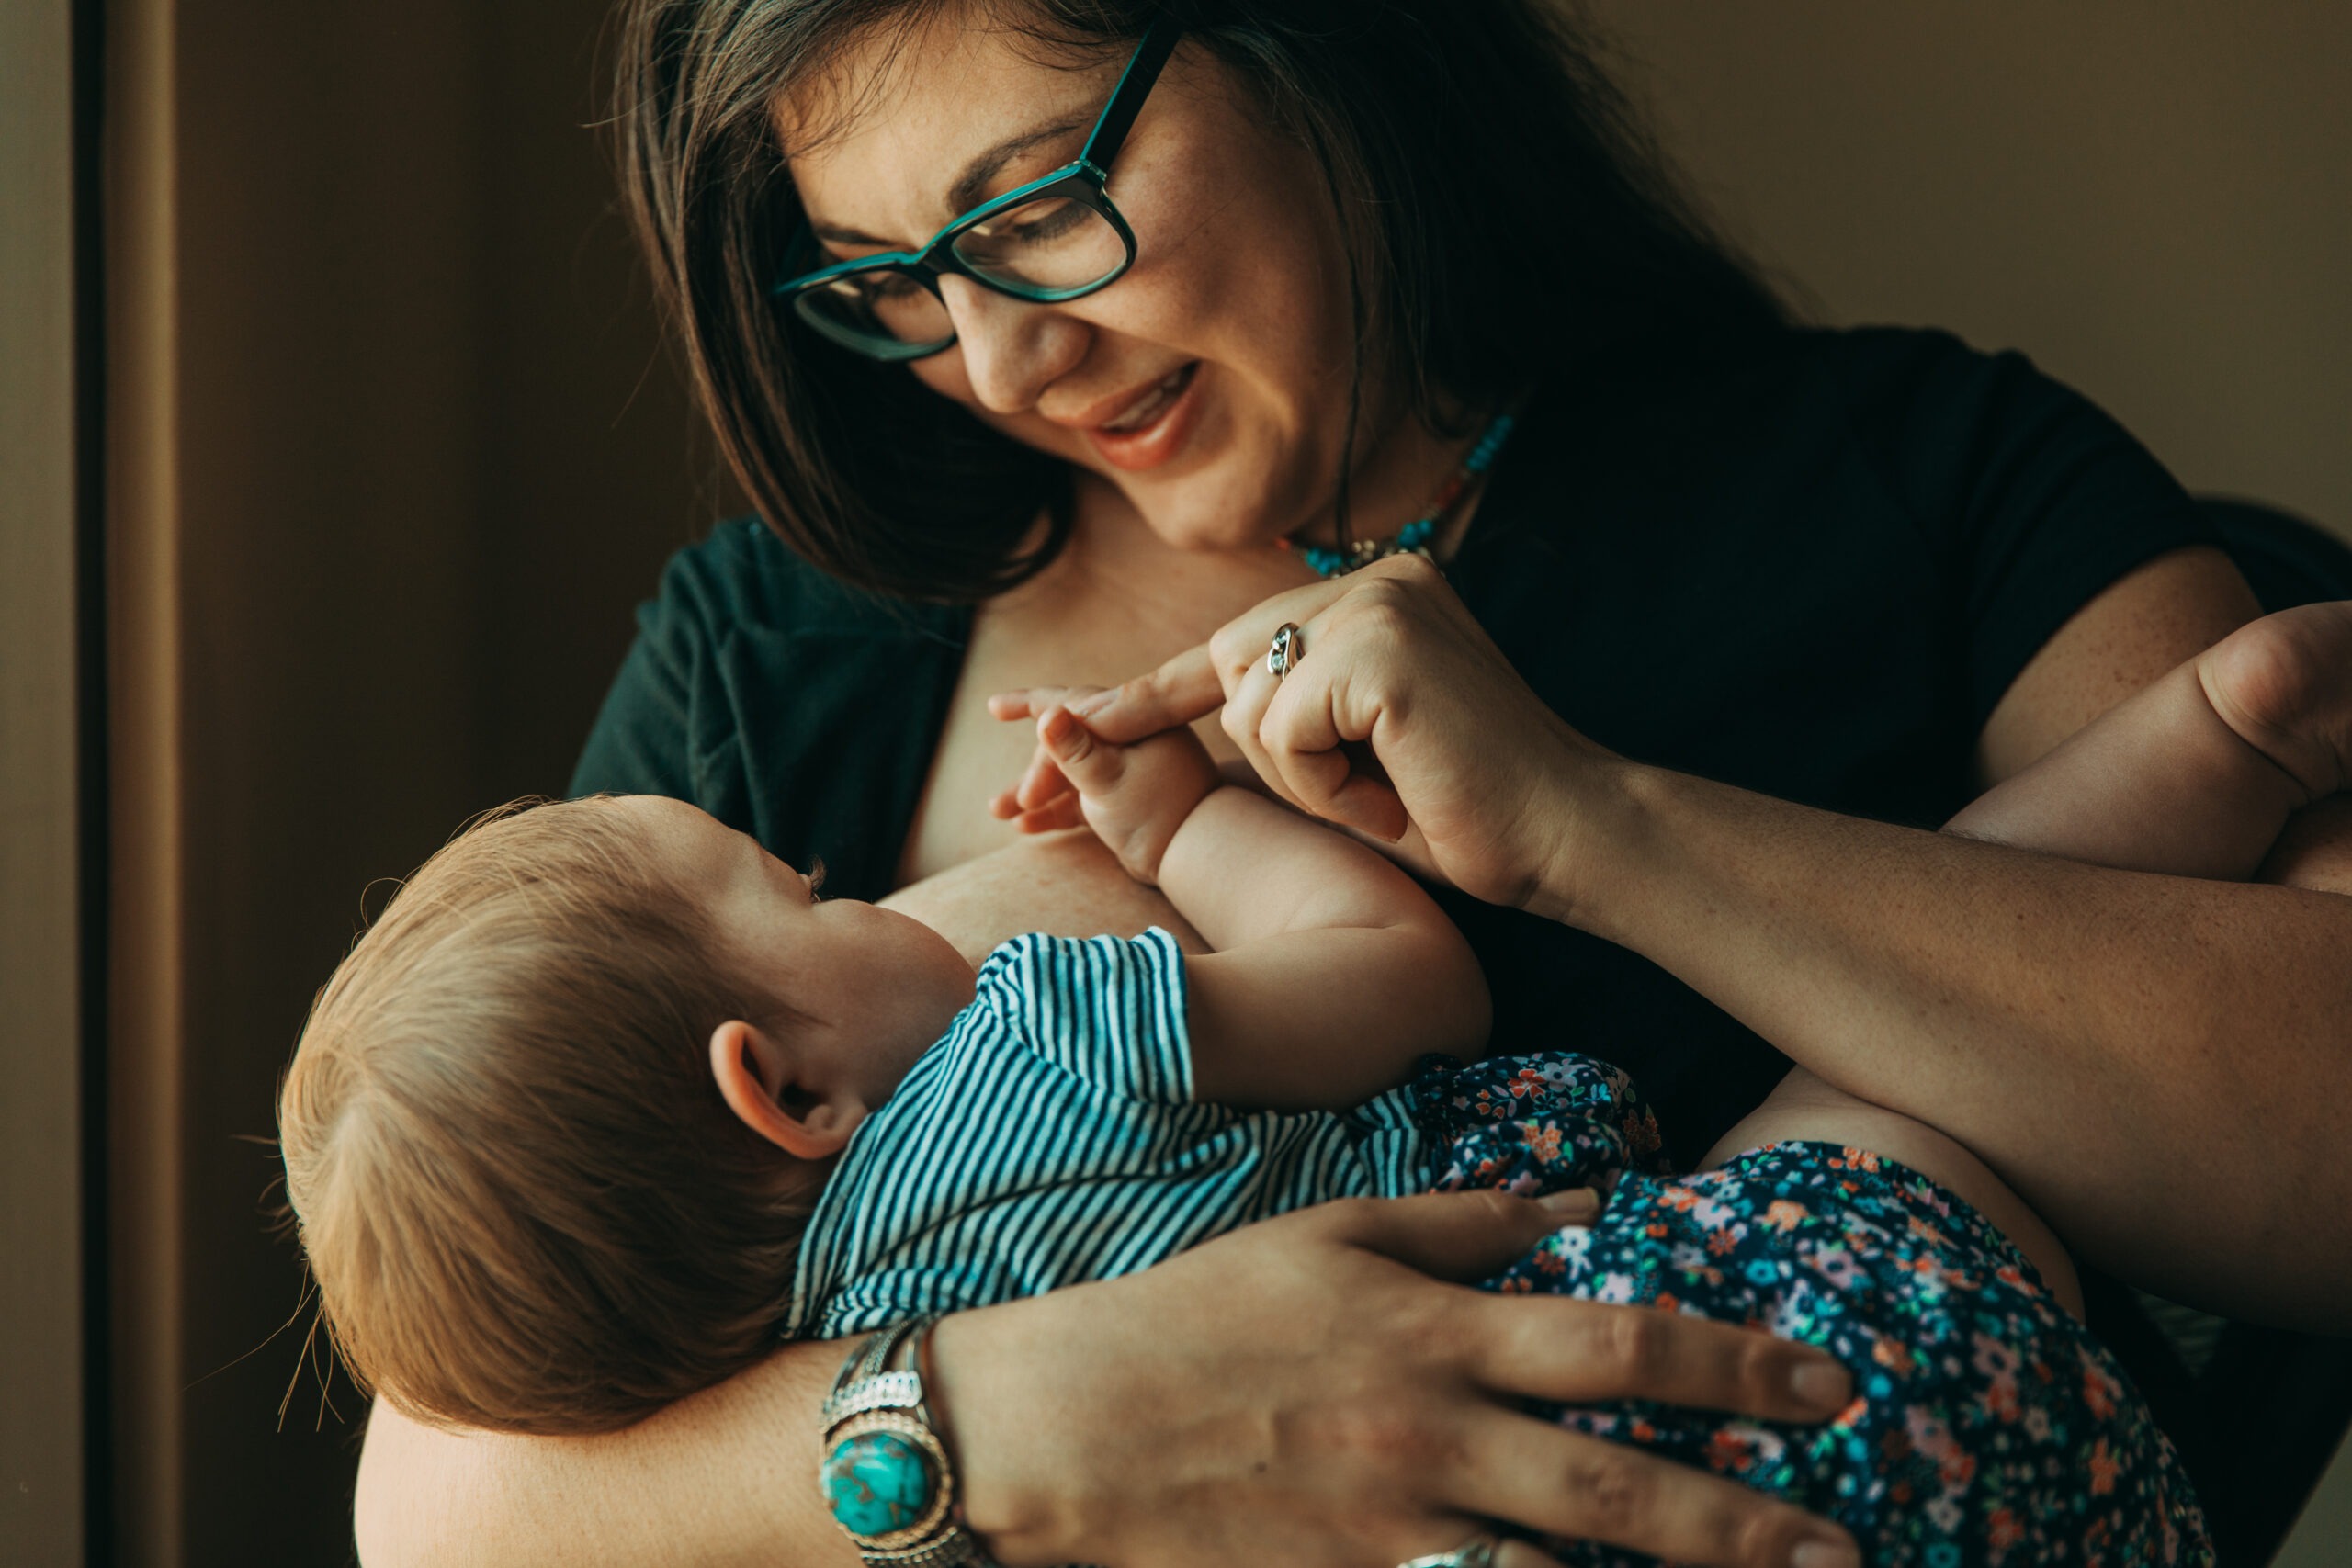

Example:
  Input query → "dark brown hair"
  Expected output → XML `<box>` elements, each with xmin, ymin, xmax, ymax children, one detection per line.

<box><xmin>277</xmin><ymin>799</ymin><xmax>827</xmax><ymax>1436</ymax></box>
<box><xmin>614</xmin><ymin>0</ymin><xmax>1785</xmax><ymax>602</ymax></box>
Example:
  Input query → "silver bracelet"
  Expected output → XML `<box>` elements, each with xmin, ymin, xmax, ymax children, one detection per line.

<box><xmin>819</xmin><ymin>1316</ymin><xmax>994</xmax><ymax>1568</ymax></box>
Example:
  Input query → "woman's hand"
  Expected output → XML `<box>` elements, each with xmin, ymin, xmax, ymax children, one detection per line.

<box><xmin>1064</xmin><ymin>555</ymin><xmax>1609</xmax><ymax>918</ymax></box>
<box><xmin>934</xmin><ymin>1189</ymin><xmax>1859</xmax><ymax>1568</ymax></box>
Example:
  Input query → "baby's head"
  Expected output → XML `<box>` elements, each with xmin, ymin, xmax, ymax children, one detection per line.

<box><xmin>277</xmin><ymin>795</ymin><xmax>971</xmax><ymax>1435</ymax></box>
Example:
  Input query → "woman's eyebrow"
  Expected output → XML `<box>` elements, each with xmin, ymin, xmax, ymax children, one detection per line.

<box><xmin>944</xmin><ymin>115</ymin><xmax>1089</xmax><ymax>213</ymax></box>
<box><xmin>804</xmin><ymin>114</ymin><xmax>1091</xmax><ymax>252</ymax></box>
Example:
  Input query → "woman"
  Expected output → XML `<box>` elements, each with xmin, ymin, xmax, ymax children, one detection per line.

<box><xmin>356</xmin><ymin>3</ymin><xmax>2350</xmax><ymax>1565</ymax></box>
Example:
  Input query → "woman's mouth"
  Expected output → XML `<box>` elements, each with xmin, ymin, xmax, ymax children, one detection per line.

<box><xmin>1085</xmin><ymin>362</ymin><xmax>1202</xmax><ymax>472</ymax></box>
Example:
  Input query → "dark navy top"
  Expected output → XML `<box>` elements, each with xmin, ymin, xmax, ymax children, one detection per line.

<box><xmin>571</xmin><ymin>326</ymin><xmax>2216</xmax><ymax>1167</ymax></box>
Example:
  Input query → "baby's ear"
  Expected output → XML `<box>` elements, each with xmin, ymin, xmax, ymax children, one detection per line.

<box><xmin>707</xmin><ymin>1021</ymin><xmax>857</xmax><ymax>1160</ymax></box>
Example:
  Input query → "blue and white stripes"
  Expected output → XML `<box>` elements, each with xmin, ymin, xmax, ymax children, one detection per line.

<box><xmin>786</xmin><ymin>929</ymin><xmax>1432</xmax><ymax>1340</ymax></box>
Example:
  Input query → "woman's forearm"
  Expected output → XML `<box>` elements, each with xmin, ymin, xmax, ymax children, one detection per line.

<box><xmin>356</xmin><ymin>1337</ymin><xmax>854</xmax><ymax>1568</ymax></box>
<box><xmin>1556</xmin><ymin>761</ymin><xmax>2352</xmax><ymax>1327</ymax></box>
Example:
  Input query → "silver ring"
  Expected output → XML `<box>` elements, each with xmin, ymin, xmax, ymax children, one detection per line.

<box><xmin>1267</xmin><ymin>621</ymin><xmax>1305</xmax><ymax>680</ymax></box>
<box><xmin>1396</xmin><ymin>1535</ymin><xmax>1499</xmax><ymax>1568</ymax></box>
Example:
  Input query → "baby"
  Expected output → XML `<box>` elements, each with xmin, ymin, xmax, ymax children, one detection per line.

<box><xmin>279</xmin><ymin>601</ymin><xmax>2352</xmax><ymax>1563</ymax></box>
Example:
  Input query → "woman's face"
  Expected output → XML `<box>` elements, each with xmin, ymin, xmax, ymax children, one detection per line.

<box><xmin>777</xmin><ymin>17</ymin><xmax>1372</xmax><ymax>553</ymax></box>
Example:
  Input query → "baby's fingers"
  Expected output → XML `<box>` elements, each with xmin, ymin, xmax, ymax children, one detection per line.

<box><xmin>1010</xmin><ymin>795</ymin><xmax>1085</xmax><ymax>834</ymax></box>
<box><xmin>1014</xmin><ymin>747</ymin><xmax>1072</xmax><ymax>813</ymax></box>
<box><xmin>1038</xmin><ymin>705</ymin><xmax>1125</xmax><ymax>795</ymax></box>
<box><xmin>988</xmin><ymin>690</ymin><xmax>1044</xmax><ymax>722</ymax></box>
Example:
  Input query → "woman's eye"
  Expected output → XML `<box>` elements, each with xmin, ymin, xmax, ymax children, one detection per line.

<box><xmin>1008</xmin><ymin>203</ymin><xmax>1084</xmax><ymax>243</ymax></box>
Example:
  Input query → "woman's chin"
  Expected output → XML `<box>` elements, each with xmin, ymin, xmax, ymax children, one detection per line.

<box><xmin>1115</xmin><ymin>488</ymin><xmax>1297</xmax><ymax>557</ymax></box>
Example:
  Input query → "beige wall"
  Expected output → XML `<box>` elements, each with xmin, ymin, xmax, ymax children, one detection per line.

<box><xmin>2</xmin><ymin>1</ymin><xmax>86</xmax><ymax>1562</ymax></box>
<box><xmin>1593</xmin><ymin>0</ymin><xmax>2352</xmax><ymax>539</ymax></box>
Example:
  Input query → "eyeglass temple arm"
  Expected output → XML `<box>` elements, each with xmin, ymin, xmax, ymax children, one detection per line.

<box><xmin>1078</xmin><ymin>16</ymin><xmax>1184</xmax><ymax>170</ymax></box>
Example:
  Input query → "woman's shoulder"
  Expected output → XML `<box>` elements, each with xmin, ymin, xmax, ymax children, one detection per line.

<box><xmin>1489</xmin><ymin>321</ymin><xmax>2204</xmax><ymax>572</ymax></box>
<box><xmin>1519</xmin><ymin>322</ymin><xmax>2098</xmax><ymax>447</ymax></box>
<box><xmin>1452</xmin><ymin>321</ymin><xmax>2211</xmax><ymax>809</ymax></box>
<box><xmin>571</xmin><ymin>520</ymin><xmax>970</xmax><ymax>889</ymax></box>
<box><xmin>636</xmin><ymin>515</ymin><xmax>967</xmax><ymax>649</ymax></box>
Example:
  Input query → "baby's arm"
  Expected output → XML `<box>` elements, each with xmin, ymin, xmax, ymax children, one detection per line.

<box><xmin>991</xmin><ymin>691</ymin><xmax>1490</xmax><ymax>1111</ymax></box>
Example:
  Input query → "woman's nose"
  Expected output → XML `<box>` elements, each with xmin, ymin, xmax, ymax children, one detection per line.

<box><xmin>938</xmin><ymin>274</ymin><xmax>1086</xmax><ymax>415</ymax></box>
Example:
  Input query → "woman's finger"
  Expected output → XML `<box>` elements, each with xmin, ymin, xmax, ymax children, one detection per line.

<box><xmin>1218</xmin><ymin>649</ymin><xmax>1337</xmax><ymax>817</ymax></box>
<box><xmin>1449</xmin><ymin>1409</ymin><xmax>1859</xmax><ymax>1568</ymax></box>
<box><xmin>1069</xmin><ymin>644</ymin><xmax>1227</xmax><ymax>741</ymax></box>
<box><xmin>1458</xmin><ymin>1288</ymin><xmax>1844</xmax><ymax>1419</ymax></box>
<box><xmin>1261</xmin><ymin>652</ymin><xmax>1412</xmax><ymax>841</ymax></box>
<box><xmin>1459</xmin><ymin>1292</ymin><xmax>1851</xmax><ymax>1424</ymax></box>
<box><xmin>1323</xmin><ymin>1190</ymin><xmax>1602</xmax><ymax>1283</ymax></box>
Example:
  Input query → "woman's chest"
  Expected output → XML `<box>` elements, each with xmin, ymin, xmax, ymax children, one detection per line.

<box><xmin>897</xmin><ymin>545</ymin><xmax>1318</xmax><ymax>883</ymax></box>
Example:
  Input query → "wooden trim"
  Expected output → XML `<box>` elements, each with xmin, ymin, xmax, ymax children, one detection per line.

<box><xmin>104</xmin><ymin>0</ymin><xmax>183</xmax><ymax>1562</ymax></box>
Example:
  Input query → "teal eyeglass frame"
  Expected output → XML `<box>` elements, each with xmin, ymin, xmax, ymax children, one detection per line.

<box><xmin>773</xmin><ymin>15</ymin><xmax>1184</xmax><ymax>362</ymax></box>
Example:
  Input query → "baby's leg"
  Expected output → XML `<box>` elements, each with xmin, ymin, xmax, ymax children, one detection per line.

<box><xmin>1946</xmin><ymin>601</ymin><xmax>2352</xmax><ymax>880</ymax></box>
<box><xmin>1711</xmin><ymin>605</ymin><xmax>2352</xmax><ymax>1309</ymax></box>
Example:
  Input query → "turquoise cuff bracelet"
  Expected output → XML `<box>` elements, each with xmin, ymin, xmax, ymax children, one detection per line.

<box><xmin>820</xmin><ymin>1317</ymin><xmax>992</xmax><ymax>1568</ymax></box>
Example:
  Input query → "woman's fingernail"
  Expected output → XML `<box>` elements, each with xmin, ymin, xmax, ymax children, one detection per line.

<box><xmin>1791</xmin><ymin>1535</ymin><xmax>1860</xmax><ymax>1568</ymax></box>
<box><xmin>1537</xmin><ymin>1189</ymin><xmax>1600</xmax><ymax>1223</ymax></box>
<box><xmin>1790</xmin><ymin>1358</ymin><xmax>1850</xmax><ymax>1411</ymax></box>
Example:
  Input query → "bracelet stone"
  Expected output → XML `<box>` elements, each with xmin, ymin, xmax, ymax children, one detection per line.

<box><xmin>821</xmin><ymin>1411</ymin><xmax>952</xmax><ymax>1543</ymax></box>
<box><xmin>820</xmin><ymin>1317</ymin><xmax>990</xmax><ymax>1568</ymax></box>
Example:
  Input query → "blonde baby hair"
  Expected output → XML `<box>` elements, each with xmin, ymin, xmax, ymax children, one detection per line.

<box><xmin>277</xmin><ymin>797</ymin><xmax>826</xmax><ymax>1436</ymax></box>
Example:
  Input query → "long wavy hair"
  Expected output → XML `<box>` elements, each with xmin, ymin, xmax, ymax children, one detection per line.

<box><xmin>613</xmin><ymin>0</ymin><xmax>1787</xmax><ymax>603</ymax></box>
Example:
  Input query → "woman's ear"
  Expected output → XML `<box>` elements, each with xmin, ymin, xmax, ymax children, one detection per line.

<box><xmin>708</xmin><ymin>1019</ymin><xmax>861</xmax><ymax>1160</ymax></box>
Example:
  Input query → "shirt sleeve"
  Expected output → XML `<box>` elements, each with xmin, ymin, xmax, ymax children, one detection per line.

<box><xmin>568</xmin><ymin>522</ymin><xmax>760</xmax><ymax>833</ymax></box>
<box><xmin>1837</xmin><ymin>330</ymin><xmax>2221</xmax><ymax>728</ymax></box>
<box><xmin>975</xmin><ymin>930</ymin><xmax>1195</xmax><ymax>1105</ymax></box>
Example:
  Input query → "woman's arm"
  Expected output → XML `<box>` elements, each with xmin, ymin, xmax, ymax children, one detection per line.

<box><xmin>357</xmin><ymin>1337</ymin><xmax>854</xmax><ymax>1568</ymax></box>
<box><xmin>356</xmin><ymin>1190</ymin><xmax>1860</xmax><ymax>1568</ymax></box>
<box><xmin>1079</xmin><ymin>552</ymin><xmax>2352</xmax><ymax>1328</ymax></box>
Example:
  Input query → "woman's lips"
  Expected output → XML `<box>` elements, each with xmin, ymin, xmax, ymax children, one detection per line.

<box><xmin>1084</xmin><ymin>362</ymin><xmax>1202</xmax><ymax>472</ymax></box>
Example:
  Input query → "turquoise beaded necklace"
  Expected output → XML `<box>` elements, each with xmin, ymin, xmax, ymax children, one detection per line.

<box><xmin>1289</xmin><ymin>410</ymin><xmax>1518</xmax><ymax>578</ymax></box>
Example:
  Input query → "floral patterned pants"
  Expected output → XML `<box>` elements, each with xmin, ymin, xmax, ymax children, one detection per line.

<box><xmin>1409</xmin><ymin>1054</ymin><xmax>2211</xmax><ymax>1567</ymax></box>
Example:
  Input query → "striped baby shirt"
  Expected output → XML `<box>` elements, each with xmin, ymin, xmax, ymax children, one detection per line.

<box><xmin>784</xmin><ymin>928</ymin><xmax>1436</xmax><ymax>1340</ymax></box>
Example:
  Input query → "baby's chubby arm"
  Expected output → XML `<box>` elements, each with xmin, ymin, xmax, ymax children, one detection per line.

<box><xmin>989</xmin><ymin>688</ymin><xmax>1490</xmax><ymax>1111</ymax></box>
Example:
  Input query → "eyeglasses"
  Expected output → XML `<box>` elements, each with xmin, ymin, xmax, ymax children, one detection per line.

<box><xmin>773</xmin><ymin>17</ymin><xmax>1183</xmax><ymax>363</ymax></box>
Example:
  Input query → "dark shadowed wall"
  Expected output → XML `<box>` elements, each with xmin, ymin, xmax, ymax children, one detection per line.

<box><xmin>107</xmin><ymin>4</ymin><xmax>2346</xmax><ymax>1564</ymax></box>
<box><xmin>113</xmin><ymin>3</ymin><xmax>719</xmax><ymax>1562</ymax></box>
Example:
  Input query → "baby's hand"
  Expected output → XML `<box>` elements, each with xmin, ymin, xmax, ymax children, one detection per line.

<box><xmin>989</xmin><ymin>687</ymin><xmax>1221</xmax><ymax>884</ymax></box>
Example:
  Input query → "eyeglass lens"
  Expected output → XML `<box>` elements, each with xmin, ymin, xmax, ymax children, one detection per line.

<box><xmin>794</xmin><ymin>195</ymin><xmax>1128</xmax><ymax>352</ymax></box>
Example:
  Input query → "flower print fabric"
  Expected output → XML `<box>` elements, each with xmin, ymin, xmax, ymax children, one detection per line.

<box><xmin>1409</xmin><ymin>1054</ymin><xmax>2212</xmax><ymax>1567</ymax></box>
